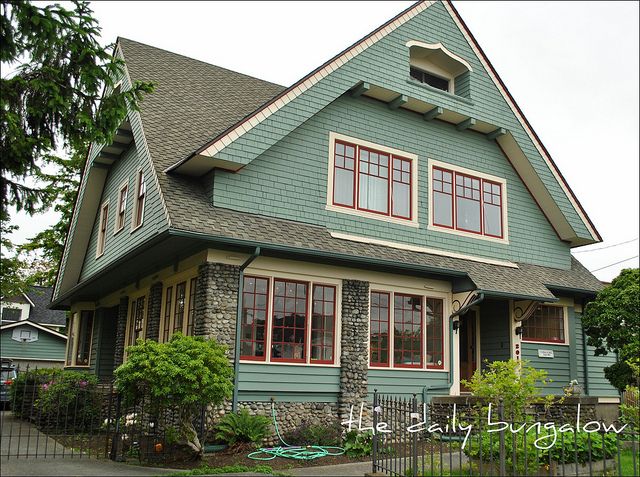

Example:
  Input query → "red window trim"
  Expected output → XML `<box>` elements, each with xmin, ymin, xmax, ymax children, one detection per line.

<box><xmin>271</xmin><ymin>278</ymin><xmax>309</xmax><ymax>364</ymax></box>
<box><xmin>309</xmin><ymin>284</ymin><xmax>336</xmax><ymax>365</ymax></box>
<box><xmin>391</xmin><ymin>156</ymin><xmax>412</xmax><ymax>220</ymax></box>
<box><xmin>432</xmin><ymin>166</ymin><xmax>504</xmax><ymax>239</ymax></box>
<box><xmin>393</xmin><ymin>293</ymin><xmax>423</xmax><ymax>369</ymax></box>
<box><xmin>369</xmin><ymin>291</ymin><xmax>391</xmax><ymax>368</ymax></box>
<box><xmin>241</xmin><ymin>275</ymin><xmax>270</xmax><ymax>361</ymax></box>
<box><xmin>332</xmin><ymin>140</ymin><xmax>413</xmax><ymax>221</ymax></box>
<box><xmin>425</xmin><ymin>298</ymin><xmax>445</xmax><ymax>370</ymax></box>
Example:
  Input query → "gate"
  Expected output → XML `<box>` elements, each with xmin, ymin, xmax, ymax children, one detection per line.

<box><xmin>371</xmin><ymin>390</ymin><xmax>639</xmax><ymax>477</ymax></box>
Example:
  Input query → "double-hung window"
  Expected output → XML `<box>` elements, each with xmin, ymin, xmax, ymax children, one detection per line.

<box><xmin>369</xmin><ymin>291</ymin><xmax>444</xmax><ymax>370</ymax></box>
<box><xmin>328</xmin><ymin>133</ymin><xmax>418</xmax><ymax>226</ymax></box>
<box><xmin>132</xmin><ymin>170</ymin><xmax>145</xmax><ymax>229</ymax></box>
<box><xmin>115</xmin><ymin>183</ymin><xmax>128</xmax><ymax>233</ymax></box>
<box><xmin>240</xmin><ymin>275</ymin><xmax>337</xmax><ymax>365</ymax></box>
<box><xmin>522</xmin><ymin>305</ymin><xmax>566</xmax><ymax>344</ymax></box>
<box><xmin>430</xmin><ymin>160</ymin><xmax>507</xmax><ymax>242</ymax></box>
<box><xmin>96</xmin><ymin>202</ymin><xmax>109</xmax><ymax>257</ymax></box>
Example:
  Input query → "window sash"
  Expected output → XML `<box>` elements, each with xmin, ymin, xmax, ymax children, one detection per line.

<box><xmin>76</xmin><ymin>311</ymin><xmax>94</xmax><ymax>366</ymax></box>
<box><xmin>332</xmin><ymin>140</ymin><xmax>412</xmax><ymax>220</ymax></box>
<box><xmin>133</xmin><ymin>171</ymin><xmax>145</xmax><ymax>228</ymax></box>
<box><xmin>271</xmin><ymin>279</ymin><xmax>308</xmax><ymax>363</ymax></box>
<box><xmin>160</xmin><ymin>278</ymin><xmax>199</xmax><ymax>343</ymax></box>
<box><xmin>432</xmin><ymin>167</ymin><xmax>503</xmax><ymax>239</ymax></box>
<box><xmin>522</xmin><ymin>306</ymin><xmax>565</xmax><ymax>343</ymax></box>
<box><xmin>117</xmin><ymin>185</ymin><xmax>128</xmax><ymax>230</ymax></box>
<box><xmin>310</xmin><ymin>284</ymin><xmax>336</xmax><ymax>364</ymax></box>
<box><xmin>97</xmin><ymin>203</ymin><xmax>109</xmax><ymax>256</ymax></box>
<box><xmin>370</xmin><ymin>292</ymin><xmax>390</xmax><ymax>367</ymax></box>
<box><xmin>241</xmin><ymin>276</ymin><xmax>269</xmax><ymax>361</ymax></box>
<box><xmin>393</xmin><ymin>294</ymin><xmax>423</xmax><ymax>368</ymax></box>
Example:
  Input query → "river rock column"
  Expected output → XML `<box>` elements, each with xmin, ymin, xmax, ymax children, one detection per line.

<box><xmin>194</xmin><ymin>262</ymin><xmax>241</xmax><ymax>355</ymax></box>
<box><xmin>113</xmin><ymin>296</ymin><xmax>129</xmax><ymax>368</ymax></box>
<box><xmin>339</xmin><ymin>279</ymin><xmax>370</xmax><ymax>420</ymax></box>
<box><xmin>144</xmin><ymin>282</ymin><xmax>163</xmax><ymax>341</ymax></box>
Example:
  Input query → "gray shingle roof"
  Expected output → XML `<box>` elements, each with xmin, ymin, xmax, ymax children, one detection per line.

<box><xmin>118</xmin><ymin>39</ymin><xmax>603</xmax><ymax>299</ymax></box>
<box><xmin>25</xmin><ymin>287</ymin><xmax>67</xmax><ymax>326</ymax></box>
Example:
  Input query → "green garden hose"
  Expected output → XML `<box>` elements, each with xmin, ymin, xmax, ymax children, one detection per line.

<box><xmin>247</xmin><ymin>402</ymin><xmax>345</xmax><ymax>461</ymax></box>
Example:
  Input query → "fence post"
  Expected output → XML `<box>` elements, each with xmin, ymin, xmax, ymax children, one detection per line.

<box><xmin>110</xmin><ymin>393</ymin><xmax>123</xmax><ymax>461</ymax></box>
<box><xmin>411</xmin><ymin>394</ymin><xmax>418</xmax><ymax>477</ymax></box>
<box><xmin>372</xmin><ymin>389</ymin><xmax>378</xmax><ymax>475</ymax></box>
<box><xmin>498</xmin><ymin>398</ymin><xmax>506</xmax><ymax>477</ymax></box>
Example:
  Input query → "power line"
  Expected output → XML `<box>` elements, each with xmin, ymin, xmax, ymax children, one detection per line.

<box><xmin>573</xmin><ymin>237</ymin><xmax>638</xmax><ymax>253</ymax></box>
<box><xmin>590</xmin><ymin>256</ymin><xmax>639</xmax><ymax>273</ymax></box>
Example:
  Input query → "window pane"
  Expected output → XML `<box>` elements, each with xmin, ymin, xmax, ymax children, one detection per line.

<box><xmin>425</xmin><ymin>299</ymin><xmax>443</xmax><ymax>368</ymax></box>
<box><xmin>523</xmin><ymin>305</ymin><xmax>565</xmax><ymax>343</ymax></box>
<box><xmin>173</xmin><ymin>283</ymin><xmax>186</xmax><ymax>333</ymax></box>
<box><xmin>242</xmin><ymin>276</ymin><xmax>269</xmax><ymax>359</ymax></box>
<box><xmin>392</xmin><ymin>182</ymin><xmax>410</xmax><ymax>218</ymax></box>
<box><xmin>434</xmin><ymin>192</ymin><xmax>453</xmax><ymax>227</ymax></box>
<box><xmin>272</xmin><ymin>279</ymin><xmax>307</xmax><ymax>361</ymax></box>
<box><xmin>370</xmin><ymin>292</ymin><xmax>390</xmax><ymax>366</ymax></box>
<box><xmin>76</xmin><ymin>311</ymin><xmax>94</xmax><ymax>366</ymax></box>
<box><xmin>162</xmin><ymin>286</ymin><xmax>173</xmax><ymax>342</ymax></box>
<box><xmin>484</xmin><ymin>203</ymin><xmax>502</xmax><ymax>237</ymax></box>
<box><xmin>456</xmin><ymin>197</ymin><xmax>481</xmax><ymax>232</ymax></box>
<box><xmin>393</xmin><ymin>294</ymin><xmax>422</xmax><ymax>367</ymax></box>
<box><xmin>186</xmin><ymin>277</ymin><xmax>198</xmax><ymax>336</ymax></box>
<box><xmin>359</xmin><ymin>175</ymin><xmax>388</xmax><ymax>213</ymax></box>
<box><xmin>311</xmin><ymin>285</ymin><xmax>335</xmax><ymax>363</ymax></box>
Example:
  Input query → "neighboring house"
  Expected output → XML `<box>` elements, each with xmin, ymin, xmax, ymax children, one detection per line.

<box><xmin>1</xmin><ymin>286</ymin><xmax>67</xmax><ymax>332</ymax></box>
<box><xmin>52</xmin><ymin>0</ymin><xmax>618</xmax><ymax>424</ymax></box>
<box><xmin>0</xmin><ymin>321</ymin><xmax>67</xmax><ymax>369</ymax></box>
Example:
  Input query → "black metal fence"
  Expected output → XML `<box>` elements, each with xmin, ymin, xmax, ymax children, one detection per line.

<box><xmin>0</xmin><ymin>366</ymin><xmax>210</xmax><ymax>462</ymax></box>
<box><xmin>372</xmin><ymin>391</ymin><xmax>639</xmax><ymax>477</ymax></box>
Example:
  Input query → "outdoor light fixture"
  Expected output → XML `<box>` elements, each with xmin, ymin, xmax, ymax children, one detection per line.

<box><xmin>453</xmin><ymin>320</ymin><xmax>461</xmax><ymax>333</ymax></box>
<box><xmin>515</xmin><ymin>326</ymin><xmax>523</xmax><ymax>336</ymax></box>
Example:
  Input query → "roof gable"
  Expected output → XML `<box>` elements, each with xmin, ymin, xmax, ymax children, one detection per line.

<box><xmin>1</xmin><ymin>320</ymin><xmax>68</xmax><ymax>340</ymax></box>
<box><xmin>167</xmin><ymin>0</ymin><xmax>599</xmax><ymax>246</ymax></box>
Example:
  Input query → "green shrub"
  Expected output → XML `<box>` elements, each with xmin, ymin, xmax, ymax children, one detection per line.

<box><xmin>214</xmin><ymin>408</ymin><xmax>270</xmax><ymax>447</ymax></box>
<box><xmin>620</xmin><ymin>385</ymin><xmax>639</xmax><ymax>431</ymax></box>
<box><xmin>343</xmin><ymin>430</ymin><xmax>372</xmax><ymax>457</ymax></box>
<box><xmin>283</xmin><ymin>419</ymin><xmax>343</xmax><ymax>447</ymax></box>
<box><xmin>9</xmin><ymin>368</ymin><xmax>61</xmax><ymax>418</ymax></box>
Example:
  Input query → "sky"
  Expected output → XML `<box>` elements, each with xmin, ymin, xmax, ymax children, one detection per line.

<box><xmin>9</xmin><ymin>1</ymin><xmax>639</xmax><ymax>282</ymax></box>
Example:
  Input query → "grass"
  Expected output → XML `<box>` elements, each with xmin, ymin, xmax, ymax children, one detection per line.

<box><xmin>170</xmin><ymin>463</ymin><xmax>288</xmax><ymax>476</ymax></box>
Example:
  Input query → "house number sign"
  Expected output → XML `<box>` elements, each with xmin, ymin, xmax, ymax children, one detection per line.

<box><xmin>538</xmin><ymin>349</ymin><xmax>554</xmax><ymax>358</ymax></box>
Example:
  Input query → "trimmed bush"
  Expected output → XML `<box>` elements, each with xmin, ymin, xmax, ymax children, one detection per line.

<box><xmin>214</xmin><ymin>409</ymin><xmax>270</xmax><ymax>447</ymax></box>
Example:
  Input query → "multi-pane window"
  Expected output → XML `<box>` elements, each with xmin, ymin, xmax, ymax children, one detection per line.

<box><xmin>370</xmin><ymin>291</ymin><xmax>444</xmax><ymax>370</ymax></box>
<box><xmin>128</xmin><ymin>296</ymin><xmax>146</xmax><ymax>347</ymax></box>
<box><xmin>97</xmin><ymin>202</ymin><xmax>109</xmax><ymax>257</ymax></box>
<box><xmin>432</xmin><ymin>166</ymin><xmax>504</xmax><ymax>239</ymax></box>
<box><xmin>160</xmin><ymin>278</ymin><xmax>198</xmax><ymax>342</ymax></box>
<box><xmin>116</xmin><ymin>183</ymin><xmax>128</xmax><ymax>232</ymax></box>
<box><xmin>370</xmin><ymin>292</ymin><xmax>390</xmax><ymax>366</ymax></box>
<box><xmin>65</xmin><ymin>311</ymin><xmax>94</xmax><ymax>367</ymax></box>
<box><xmin>133</xmin><ymin>170</ymin><xmax>145</xmax><ymax>228</ymax></box>
<box><xmin>394</xmin><ymin>294</ymin><xmax>422</xmax><ymax>368</ymax></box>
<box><xmin>241</xmin><ymin>276</ymin><xmax>269</xmax><ymax>360</ymax></box>
<box><xmin>522</xmin><ymin>305</ymin><xmax>565</xmax><ymax>343</ymax></box>
<box><xmin>240</xmin><ymin>276</ymin><xmax>338</xmax><ymax>365</ymax></box>
<box><xmin>271</xmin><ymin>279</ymin><xmax>308</xmax><ymax>362</ymax></box>
<box><xmin>310</xmin><ymin>285</ymin><xmax>336</xmax><ymax>364</ymax></box>
<box><xmin>332</xmin><ymin>139</ymin><xmax>413</xmax><ymax>221</ymax></box>
<box><xmin>409</xmin><ymin>66</ymin><xmax>450</xmax><ymax>92</ymax></box>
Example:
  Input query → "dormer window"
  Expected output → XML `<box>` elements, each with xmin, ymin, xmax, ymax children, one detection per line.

<box><xmin>406</xmin><ymin>41</ymin><xmax>473</xmax><ymax>98</ymax></box>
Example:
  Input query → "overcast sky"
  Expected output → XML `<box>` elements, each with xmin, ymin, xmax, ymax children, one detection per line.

<box><xmin>10</xmin><ymin>1</ymin><xmax>639</xmax><ymax>282</ymax></box>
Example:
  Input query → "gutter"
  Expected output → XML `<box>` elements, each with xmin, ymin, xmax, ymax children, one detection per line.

<box><xmin>232</xmin><ymin>247</ymin><xmax>261</xmax><ymax>413</ymax></box>
<box><xmin>423</xmin><ymin>292</ymin><xmax>485</xmax><ymax>403</ymax></box>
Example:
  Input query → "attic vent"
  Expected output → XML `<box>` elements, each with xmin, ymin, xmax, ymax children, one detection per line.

<box><xmin>406</xmin><ymin>41</ymin><xmax>472</xmax><ymax>97</ymax></box>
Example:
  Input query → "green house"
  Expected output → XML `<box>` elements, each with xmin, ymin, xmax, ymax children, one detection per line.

<box><xmin>1</xmin><ymin>321</ymin><xmax>67</xmax><ymax>370</ymax></box>
<box><xmin>52</xmin><ymin>1</ymin><xmax>619</xmax><ymax>425</ymax></box>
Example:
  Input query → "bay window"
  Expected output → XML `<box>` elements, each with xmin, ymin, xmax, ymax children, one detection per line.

<box><xmin>430</xmin><ymin>161</ymin><xmax>506</xmax><ymax>241</ymax></box>
<box><xmin>522</xmin><ymin>305</ymin><xmax>566</xmax><ymax>344</ymax></box>
<box><xmin>240</xmin><ymin>275</ymin><xmax>337</xmax><ymax>365</ymax></box>
<box><xmin>328</xmin><ymin>133</ymin><xmax>417</xmax><ymax>225</ymax></box>
<box><xmin>370</xmin><ymin>291</ymin><xmax>444</xmax><ymax>370</ymax></box>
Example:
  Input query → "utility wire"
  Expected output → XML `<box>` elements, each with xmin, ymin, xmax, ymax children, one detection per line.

<box><xmin>573</xmin><ymin>237</ymin><xmax>638</xmax><ymax>253</ymax></box>
<box><xmin>590</xmin><ymin>256</ymin><xmax>639</xmax><ymax>273</ymax></box>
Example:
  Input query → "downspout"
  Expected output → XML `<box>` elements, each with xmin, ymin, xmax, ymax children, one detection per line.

<box><xmin>580</xmin><ymin>298</ymin><xmax>590</xmax><ymax>396</ymax></box>
<box><xmin>232</xmin><ymin>247</ymin><xmax>261</xmax><ymax>413</ymax></box>
<box><xmin>423</xmin><ymin>292</ymin><xmax>485</xmax><ymax>403</ymax></box>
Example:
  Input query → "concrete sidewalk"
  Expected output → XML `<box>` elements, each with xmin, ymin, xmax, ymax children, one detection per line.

<box><xmin>0</xmin><ymin>458</ymin><xmax>177</xmax><ymax>476</ymax></box>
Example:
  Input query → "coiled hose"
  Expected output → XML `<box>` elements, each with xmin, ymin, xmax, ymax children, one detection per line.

<box><xmin>247</xmin><ymin>401</ymin><xmax>345</xmax><ymax>461</ymax></box>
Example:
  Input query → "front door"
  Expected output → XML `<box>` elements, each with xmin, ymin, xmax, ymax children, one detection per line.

<box><xmin>459</xmin><ymin>310</ymin><xmax>478</xmax><ymax>392</ymax></box>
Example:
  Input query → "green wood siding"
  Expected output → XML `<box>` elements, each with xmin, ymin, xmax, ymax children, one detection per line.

<box><xmin>479</xmin><ymin>300</ymin><xmax>510</xmax><ymax>367</ymax></box>
<box><xmin>238</xmin><ymin>363</ymin><xmax>340</xmax><ymax>402</ymax></box>
<box><xmin>213</xmin><ymin>94</ymin><xmax>570</xmax><ymax>269</ymax></box>
<box><xmin>575</xmin><ymin>312</ymin><xmax>618</xmax><ymax>397</ymax></box>
<box><xmin>367</xmin><ymin>368</ymin><xmax>447</xmax><ymax>398</ymax></box>
<box><xmin>521</xmin><ymin>342</ymin><xmax>571</xmax><ymax>396</ymax></box>
<box><xmin>208</xmin><ymin>1</ymin><xmax>592</xmax><ymax>245</ymax></box>
<box><xmin>0</xmin><ymin>324</ymin><xmax>66</xmax><ymax>362</ymax></box>
<box><xmin>89</xmin><ymin>307</ymin><xmax>117</xmax><ymax>380</ymax></box>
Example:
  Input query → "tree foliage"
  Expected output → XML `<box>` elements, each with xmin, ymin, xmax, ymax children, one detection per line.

<box><xmin>114</xmin><ymin>334</ymin><xmax>234</xmax><ymax>456</ymax></box>
<box><xmin>582</xmin><ymin>268</ymin><xmax>640</xmax><ymax>389</ymax></box>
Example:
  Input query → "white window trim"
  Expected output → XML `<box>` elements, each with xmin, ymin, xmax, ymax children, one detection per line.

<box><xmin>96</xmin><ymin>200</ymin><xmax>110</xmax><ymax>258</ymax></box>
<box><xmin>521</xmin><ymin>304</ymin><xmax>570</xmax><ymax>347</ymax></box>
<box><xmin>65</xmin><ymin>310</ymin><xmax>93</xmax><ymax>367</ymax></box>
<box><xmin>325</xmin><ymin>132</ymin><xmax>419</xmax><ymax>228</ymax></box>
<box><xmin>238</xmin><ymin>269</ymin><xmax>342</xmax><ymax>368</ymax></box>
<box><xmin>427</xmin><ymin>158</ymin><xmax>509</xmax><ymax>244</ymax></box>
<box><xmin>114</xmin><ymin>180</ymin><xmax>129</xmax><ymax>235</ymax></box>
<box><xmin>367</xmin><ymin>284</ymin><xmax>451</xmax><ymax>373</ymax></box>
<box><xmin>131</xmin><ymin>169</ymin><xmax>145</xmax><ymax>232</ymax></box>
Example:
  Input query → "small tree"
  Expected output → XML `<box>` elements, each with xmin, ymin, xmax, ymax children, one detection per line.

<box><xmin>114</xmin><ymin>334</ymin><xmax>234</xmax><ymax>456</ymax></box>
<box><xmin>582</xmin><ymin>268</ymin><xmax>640</xmax><ymax>391</ymax></box>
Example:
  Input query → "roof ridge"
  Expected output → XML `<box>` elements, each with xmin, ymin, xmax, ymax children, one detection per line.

<box><xmin>116</xmin><ymin>37</ymin><xmax>286</xmax><ymax>89</ymax></box>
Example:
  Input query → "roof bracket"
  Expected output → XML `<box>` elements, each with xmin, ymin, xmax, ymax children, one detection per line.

<box><xmin>456</xmin><ymin>117</ymin><xmax>476</xmax><ymax>131</ymax></box>
<box><xmin>424</xmin><ymin>106</ymin><xmax>444</xmax><ymax>121</ymax></box>
<box><xmin>388</xmin><ymin>94</ymin><xmax>408</xmax><ymax>110</ymax></box>
<box><xmin>350</xmin><ymin>82</ymin><xmax>370</xmax><ymax>97</ymax></box>
<box><xmin>486</xmin><ymin>127</ymin><xmax>507</xmax><ymax>141</ymax></box>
